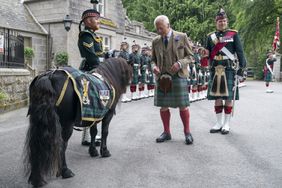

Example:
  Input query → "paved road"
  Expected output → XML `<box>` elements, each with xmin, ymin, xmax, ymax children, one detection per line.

<box><xmin>0</xmin><ymin>81</ymin><xmax>281</xmax><ymax>188</ymax></box>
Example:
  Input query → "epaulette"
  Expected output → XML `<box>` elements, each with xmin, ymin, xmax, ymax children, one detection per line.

<box><xmin>228</xmin><ymin>29</ymin><xmax>238</xmax><ymax>33</ymax></box>
<box><xmin>79</xmin><ymin>30</ymin><xmax>94</xmax><ymax>37</ymax></box>
<box><xmin>94</xmin><ymin>36</ymin><xmax>103</xmax><ymax>43</ymax></box>
<box><xmin>207</xmin><ymin>31</ymin><xmax>216</xmax><ymax>36</ymax></box>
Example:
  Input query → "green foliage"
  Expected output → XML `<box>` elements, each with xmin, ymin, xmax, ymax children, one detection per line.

<box><xmin>0</xmin><ymin>90</ymin><xmax>7</xmax><ymax>103</ymax></box>
<box><xmin>55</xmin><ymin>52</ymin><xmax>69</xmax><ymax>66</ymax></box>
<box><xmin>24</xmin><ymin>47</ymin><xmax>34</xmax><ymax>59</ymax></box>
<box><xmin>123</xmin><ymin>0</ymin><xmax>282</xmax><ymax>80</ymax></box>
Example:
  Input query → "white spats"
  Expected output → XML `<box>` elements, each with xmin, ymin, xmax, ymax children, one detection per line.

<box><xmin>211</xmin><ymin>113</ymin><xmax>223</xmax><ymax>130</ymax></box>
<box><xmin>81</xmin><ymin>127</ymin><xmax>90</xmax><ymax>143</ymax></box>
<box><xmin>222</xmin><ymin>114</ymin><xmax>231</xmax><ymax>132</ymax></box>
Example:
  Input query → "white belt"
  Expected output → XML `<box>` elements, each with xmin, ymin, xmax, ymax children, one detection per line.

<box><xmin>214</xmin><ymin>55</ymin><xmax>229</xmax><ymax>61</ymax></box>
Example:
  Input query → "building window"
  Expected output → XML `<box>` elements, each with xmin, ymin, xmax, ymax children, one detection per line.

<box><xmin>0</xmin><ymin>28</ymin><xmax>24</xmax><ymax>68</ymax></box>
<box><xmin>96</xmin><ymin>0</ymin><xmax>105</xmax><ymax>17</ymax></box>
<box><xmin>102</xmin><ymin>36</ymin><xmax>110</xmax><ymax>50</ymax></box>
<box><xmin>136</xmin><ymin>26</ymin><xmax>141</xmax><ymax>34</ymax></box>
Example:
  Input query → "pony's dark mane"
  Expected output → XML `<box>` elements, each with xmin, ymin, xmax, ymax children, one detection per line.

<box><xmin>93</xmin><ymin>58</ymin><xmax>132</xmax><ymax>103</ymax></box>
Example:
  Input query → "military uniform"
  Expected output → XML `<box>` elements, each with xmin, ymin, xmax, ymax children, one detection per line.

<box><xmin>147</xmin><ymin>48</ymin><xmax>155</xmax><ymax>97</ymax></box>
<box><xmin>206</xmin><ymin>8</ymin><xmax>246</xmax><ymax>134</ymax></box>
<box><xmin>119</xmin><ymin>50</ymin><xmax>130</xmax><ymax>62</ymax></box>
<box><xmin>78</xmin><ymin>8</ymin><xmax>103</xmax><ymax>145</ymax></box>
<box><xmin>129</xmin><ymin>44</ymin><xmax>141</xmax><ymax>100</ymax></box>
<box><xmin>139</xmin><ymin>46</ymin><xmax>151</xmax><ymax>98</ymax></box>
<box><xmin>78</xmin><ymin>28</ymin><xmax>103</xmax><ymax>72</ymax></box>
<box><xmin>118</xmin><ymin>41</ymin><xmax>131</xmax><ymax>102</ymax></box>
<box><xmin>264</xmin><ymin>52</ymin><xmax>276</xmax><ymax>93</ymax></box>
<box><xmin>190</xmin><ymin>52</ymin><xmax>201</xmax><ymax>102</ymax></box>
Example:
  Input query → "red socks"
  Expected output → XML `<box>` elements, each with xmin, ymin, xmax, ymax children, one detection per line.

<box><xmin>214</xmin><ymin>106</ymin><xmax>224</xmax><ymax>114</ymax></box>
<box><xmin>224</xmin><ymin>106</ymin><xmax>232</xmax><ymax>114</ymax></box>
<box><xmin>180</xmin><ymin>109</ymin><xmax>190</xmax><ymax>135</ymax></box>
<box><xmin>160</xmin><ymin>110</ymin><xmax>171</xmax><ymax>134</ymax></box>
<box><xmin>130</xmin><ymin>85</ymin><xmax>136</xmax><ymax>92</ymax></box>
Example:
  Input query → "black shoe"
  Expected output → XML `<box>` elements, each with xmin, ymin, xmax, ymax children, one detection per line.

<box><xmin>221</xmin><ymin>129</ymin><xmax>229</xmax><ymax>135</ymax></box>
<box><xmin>185</xmin><ymin>133</ymin><xmax>193</xmax><ymax>145</ymax></box>
<box><xmin>156</xmin><ymin>132</ymin><xmax>171</xmax><ymax>143</ymax></box>
<box><xmin>81</xmin><ymin>141</ymin><xmax>90</xmax><ymax>146</ymax></box>
<box><xmin>210</xmin><ymin>127</ymin><xmax>222</xmax><ymax>133</ymax></box>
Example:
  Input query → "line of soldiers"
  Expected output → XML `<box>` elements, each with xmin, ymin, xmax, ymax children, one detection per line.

<box><xmin>119</xmin><ymin>39</ymin><xmax>212</xmax><ymax>104</ymax></box>
<box><xmin>188</xmin><ymin>45</ymin><xmax>210</xmax><ymax>102</ymax></box>
<box><xmin>118</xmin><ymin>40</ymin><xmax>155</xmax><ymax>103</ymax></box>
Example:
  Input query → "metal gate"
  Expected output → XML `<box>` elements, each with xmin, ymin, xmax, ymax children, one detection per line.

<box><xmin>0</xmin><ymin>28</ymin><xmax>24</xmax><ymax>68</ymax></box>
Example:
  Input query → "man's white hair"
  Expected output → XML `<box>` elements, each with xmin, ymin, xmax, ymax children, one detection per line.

<box><xmin>154</xmin><ymin>15</ymin><xmax>170</xmax><ymax>26</ymax></box>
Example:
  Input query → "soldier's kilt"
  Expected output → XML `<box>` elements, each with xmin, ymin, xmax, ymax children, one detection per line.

<box><xmin>207</xmin><ymin>67</ymin><xmax>239</xmax><ymax>100</ymax></box>
<box><xmin>264</xmin><ymin>71</ymin><xmax>272</xmax><ymax>82</ymax></box>
<box><xmin>154</xmin><ymin>75</ymin><xmax>190</xmax><ymax>107</ymax></box>
<box><xmin>131</xmin><ymin>64</ymin><xmax>139</xmax><ymax>85</ymax></box>
<box><xmin>148</xmin><ymin>73</ymin><xmax>155</xmax><ymax>85</ymax></box>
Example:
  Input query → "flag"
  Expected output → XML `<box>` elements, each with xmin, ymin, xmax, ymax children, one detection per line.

<box><xmin>272</xmin><ymin>17</ymin><xmax>280</xmax><ymax>51</ymax></box>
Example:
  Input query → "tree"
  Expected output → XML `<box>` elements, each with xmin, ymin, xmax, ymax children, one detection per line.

<box><xmin>123</xmin><ymin>0</ymin><xmax>282</xmax><ymax>79</ymax></box>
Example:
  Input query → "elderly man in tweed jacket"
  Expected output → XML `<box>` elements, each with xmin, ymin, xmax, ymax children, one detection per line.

<box><xmin>151</xmin><ymin>15</ymin><xmax>194</xmax><ymax>144</ymax></box>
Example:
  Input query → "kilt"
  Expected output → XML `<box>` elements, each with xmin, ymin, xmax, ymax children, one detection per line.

<box><xmin>154</xmin><ymin>75</ymin><xmax>190</xmax><ymax>108</ymax></box>
<box><xmin>131</xmin><ymin>64</ymin><xmax>139</xmax><ymax>85</ymax></box>
<box><xmin>141</xmin><ymin>65</ymin><xmax>147</xmax><ymax>84</ymax></box>
<box><xmin>207</xmin><ymin>67</ymin><xmax>239</xmax><ymax>100</ymax></box>
<box><xmin>264</xmin><ymin>71</ymin><xmax>272</xmax><ymax>82</ymax></box>
<box><xmin>148</xmin><ymin>73</ymin><xmax>155</xmax><ymax>85</ymax></box>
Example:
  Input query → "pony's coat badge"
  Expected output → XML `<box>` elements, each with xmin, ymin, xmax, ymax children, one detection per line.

<box><xmin>99</xmin><ymin>90</ymin><xmax>110</xmax><ymax>107</ymax></box>
<box><xmin>81</xmin><ymin>78</ymin><xmax>90</xmax><ymax>105</ymax></box>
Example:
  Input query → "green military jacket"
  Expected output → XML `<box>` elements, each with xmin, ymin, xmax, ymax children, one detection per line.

<box><xmin>129</xmin><ymin>52</ymin><xmax>141</xmax><ymax>66</ymax></box>
<box><xmin>206</xmin><ymin>29</ymin><xmax>247</xmax><ymax>72</ymax></box>
<box><xmin>118</xmin><ymin>50</ymin><xmax>130</xmax><ymax>63</ymax></box>
<box><xmin>78</xmin><ymin>27</ymin><xmax>103</xmax><ymax>71</ymax></box>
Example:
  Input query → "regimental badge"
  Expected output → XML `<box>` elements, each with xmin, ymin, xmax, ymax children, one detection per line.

<box><xmin>99</xmin><ymin>90</ymin><xmax>110</xmax><ymax>107</ymax></box>
<box><xmin>81</xmin><ymin>78</ymin><xmax>90</xmax><ymax>105</ymax></box>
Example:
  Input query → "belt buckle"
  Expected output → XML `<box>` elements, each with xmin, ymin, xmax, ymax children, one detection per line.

<box><xmin>218</xmin><ymin>55</ymin><xmax>223</xmax><ymax>61</ymax></box>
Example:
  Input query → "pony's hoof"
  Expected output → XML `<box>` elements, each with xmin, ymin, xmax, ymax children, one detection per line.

<box><xmin>28</xmin><ymin>176</ymin><xmax>47</xmax><ymax>188</ymax></box>
<box><xmin>62</xmin><ymin>168</ymin><xmax>75</xmax><ymax>179</ymax></box>
<box><xmin>100</xmin><ymin>148</ymin><xmax>111</xmax><ymax>158</ymax></box>
<box><xmin>89</xmin><ymin>147</ymin><xmax>99</xmax><ymax>157</ymax></box>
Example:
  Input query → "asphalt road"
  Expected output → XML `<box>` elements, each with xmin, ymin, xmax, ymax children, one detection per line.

<box><xmin>0</xmin><ymin>81</ymin><xmax>281</xmax><ymax>188</ymax></box>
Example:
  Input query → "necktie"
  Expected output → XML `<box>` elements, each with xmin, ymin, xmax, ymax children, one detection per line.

<box><xmin>164</xmin><ymin>36</ymin><xmax>168</xmax><ymax>48</ymax></box>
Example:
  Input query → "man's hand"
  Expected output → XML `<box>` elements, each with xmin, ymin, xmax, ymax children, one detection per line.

<box><xmin>170</xmin><ymin>62</ymin><xmax>181</xmax><ymax>73</ymax></box>
<box><xmin>153</xmin><ymin>66</ymin><xmax>160</xmax><ymax>75</ymax></box>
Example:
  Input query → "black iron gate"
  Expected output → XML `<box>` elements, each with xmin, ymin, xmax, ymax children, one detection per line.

<box><xmin>0</xmin><ymin>29</ymin><xmax>24</xmax><ymax>68</ymax></box>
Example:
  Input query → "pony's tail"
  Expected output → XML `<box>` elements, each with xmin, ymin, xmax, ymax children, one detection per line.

<box><xmin>23</xmin><ymin>74</ymin><xmax>62</xmax><ymax>186</ymax></box>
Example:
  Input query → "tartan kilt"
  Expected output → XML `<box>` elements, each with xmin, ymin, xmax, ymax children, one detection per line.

<box><xmin>141</xmin><ymin>70</ymin><xmax>147</xmax><ymax>84</ymax></box>
<box><xmin>131</xmin><ymin>64</ymin><xmax>139</xmax><ymax>85</ymax></box>
<box><xmin>148</xmin><ymin>73</ymin><xmax>155</xmax><ymax>85</ymax></box>
<box><xmin>264</xmin><ymin>71</ymin><xmax>272</xmax><ymax>82</ymax></box>
<box><xmin>154</xmin><ymin>75</ymin><xmax>190</xmax><ymax>108</ymax></box>
<box><xmin>207</xmin><ymin>67</ymin><xmax>239</xmax><ymax>100</ymax></box>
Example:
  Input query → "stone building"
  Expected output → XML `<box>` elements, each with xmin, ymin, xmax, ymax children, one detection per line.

<box><xmin>0</xmin><ymin>0</ymin><xmax>156</xmax><ymax>113</ymax></box>
<box><xmin>24</xmin><ymin>0</ymin><xmax>156</xmax><ymax>70</ymax></box>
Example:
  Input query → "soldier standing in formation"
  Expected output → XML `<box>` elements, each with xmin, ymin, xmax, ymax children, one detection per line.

<box><xmin>129</xmin><ymin>42</ymin><xmax>142</xmax><ymax>100</ymax></box>
<box><xmin>264</xmin><ymin>50</ymin><xmax>276</xmax><ymax>93</ymax></box>
<box><xmin>146</xmin><ymin>47</ymin><xmax>155</xmax><ymax>97</ymax></box>
<box><xmin>118</xmin><ymin>39</ymin><xmax>132</xmax><ymax>102</ymax></box>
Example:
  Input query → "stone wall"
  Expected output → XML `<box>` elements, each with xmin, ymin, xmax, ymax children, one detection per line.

<box><xmin>0</xmin><ymin>68</ymin><xmax>32</xmax><ymax>113</ymax></box>
<box><xmin>18</xmin><ymin>30</ymin><xmax>47</xmax><ymax>72</ymax></box>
